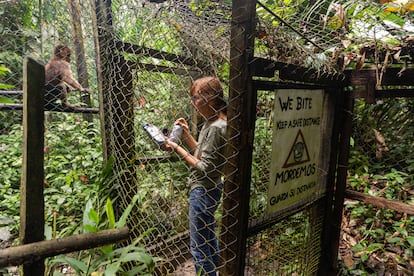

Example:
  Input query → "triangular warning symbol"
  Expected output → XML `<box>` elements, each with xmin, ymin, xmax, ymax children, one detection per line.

<box><xmin>283</xmin><ymin>129</ymin><xmax>310</xmax><ymax>168</ymax></box>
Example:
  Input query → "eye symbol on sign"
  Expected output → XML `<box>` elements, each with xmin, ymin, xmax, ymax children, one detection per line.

<box><xmin>283</xmin><ymin>129</ymin><xmax>311</xmax><ymax>168</ymax></box>
<box><xmin>293</xmin><ymin>141</ymin><xmax>305</xmax><ymax>162</ymax></box>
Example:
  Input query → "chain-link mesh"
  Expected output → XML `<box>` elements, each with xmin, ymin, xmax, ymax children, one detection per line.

<box><xmin>255</xmin><ymin>0</ymin><xmax>344</xmax><ymax>78</ymax></box>
<box><xmin>339</xmin><ymin>98</ymin><xmax>414</xmax><ymax>275</ymax></box>
<box><xmin>4</xmin><ymin>0</ymin><xmax>406</xmax><ymax>275</ymax></box>
<box><xmin>96</xmin><ymin>1</ymin><xmax>232</xmax><ymax>274</ymax></box>
<box><xmin>246</xmin><ymin>201</ymin><xmax>325</xmax><ymax>276</ymax></box>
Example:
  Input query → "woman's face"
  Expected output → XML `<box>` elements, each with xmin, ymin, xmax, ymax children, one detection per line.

<box><xmin>190</xmin><ymin>84</ymin><xmax>214</xmax><ymax>120</ymax></box>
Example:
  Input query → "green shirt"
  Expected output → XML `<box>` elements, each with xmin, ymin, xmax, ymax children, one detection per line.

<box><xmin>188</xmin><ymin>118</ymin><xmax>227</xmax><ymax>191</ymax></box>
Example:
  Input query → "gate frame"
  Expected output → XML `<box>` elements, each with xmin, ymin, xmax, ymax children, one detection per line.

<box><xmin>223</xmin><ymin>1</ymin><xmax>349</xmax><ymax>275</ymax></box>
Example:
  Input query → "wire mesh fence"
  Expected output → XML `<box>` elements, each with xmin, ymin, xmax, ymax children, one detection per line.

<box><xmin>97</xmin><ymin>2</ymin><xmax>233</xmax><ymax>274</ymax></box>
<box><xmin>246</xmin><ymin>202</ymin><xmax>325</xmax><ymax>276</ymax></box>
<box><xmin>2</xmin><ymin>0</ymin><xmax>397</xmax><ymax>275</ymax></box>
<box><xmin>339</xmin><ymin>97</ymin><xmax>414</xmax><ymax>275</ymax></box>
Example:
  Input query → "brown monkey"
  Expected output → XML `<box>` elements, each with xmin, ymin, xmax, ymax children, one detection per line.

<box><xmin>44</xmin><ymin>45</ymin><xmax>89</xmax><ymax>108</ymax></box>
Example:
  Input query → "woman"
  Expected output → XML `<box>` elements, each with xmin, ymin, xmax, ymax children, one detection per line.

<box><xmin>163</xmin><ymin>76</ymin><xmax>227</xmax><ymax>275</ymax></box>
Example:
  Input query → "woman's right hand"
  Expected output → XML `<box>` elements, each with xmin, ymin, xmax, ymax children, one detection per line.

<box><xmin>174</xmin><ymin>117</ymin><xmax>197</xmax><ymax>150</ymax></box>
<box><xmin>175</xmin><ymin>117</ymin><xmax>188</xmax><ymax>128</ymax></box>
<box><xmin>175</xmin><ymin>118</ymin><xmax>189</xmax><ymax>136</ymax></box>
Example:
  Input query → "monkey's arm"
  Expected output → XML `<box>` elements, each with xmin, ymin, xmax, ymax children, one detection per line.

<box><xmin>61</xmin><ymin>61</ymin><xmax>88</xmax><ymax>92</ymax></box>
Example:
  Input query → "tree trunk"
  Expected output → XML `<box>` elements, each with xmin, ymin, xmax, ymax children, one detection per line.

<box><xmin>68</xmin><ymin>0</ymin><xmax>93</xmax><ymax>122</ymax></box>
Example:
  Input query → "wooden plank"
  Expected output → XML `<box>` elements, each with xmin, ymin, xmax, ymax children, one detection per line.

<box><xmin>0</xmin><ymin>227</ymin><xmax>129</xmax><ymax>267</ymax></box>
<box><xmin>43</xmin><ymin>104</ymin><xmax>99</xmax><ymax>113</ymax></box>
<box><xmin>351</xmin><ymin>88</ymin><xmax>414</xmax><ymax>99</ymax></box>
<box><xmin>345</xmin><ymin>67</ymin><xmax>414</xmax><ymax>86</ymax></box>
<box><xmin>94</xmin><ymin>0</ymin><xmax>112</xmax><ymax>162</ymax></box>
<box><xmin>20</xmin><ymin>57</ymin><xmax>45</xmax><ymax>275</ymax></box>
<box><xmin>278</xmin><ymin>65</ymin><xmax>346</xmax><ymax>87</ymax></box>
<box><xmin>128</xmin><ymin>61</ymin><xmax>203</xmax><ymax>78</ymax></box>
<box><xmin>345</xmin><ymin>190</ymin><xmax>414</xmax><ymax>215</ymax></box>
<box><xmin>0</xmin><ymin>104</ymin><xmax>24</xmax><ymax>110</ymax></box>
<box><xmin>116</xmin><ymin>40</ymin><xmax>211</xmax><ymax>70</ymax></box>
<box><xmin>319</xmin><ymin>88</ymin><xmax>346</xmax><ymax>275</ymax></box>
<box><xmin>376</xmin><ymin>89</ymin><xmax>414</xmax><ymax>98</ymax></box>
<box><xmin>253</xmin><ymin>80</ymin><xmax>326</xmax><ymax>91</ymax></box>
<box><xmin>251</xmin><ymin>57</ymin><xmax>346</xmax><ymax>85</ymax></box>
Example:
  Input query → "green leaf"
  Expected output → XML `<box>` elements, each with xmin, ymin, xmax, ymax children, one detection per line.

<box><xmin>350</xmin><ymin>137</ymin><xmax>355</xmax><ymax>147</ymax></box>
<box><xmin>0</xmin><ymin>66</ymin><xmax>11</xmax><ymax>76</ymax></box>
<box><xmin>388</xmin><ymin>237</ymin><xmax>403</xmax><ymax>244</ymax></box>
<box><xmin>406</xmin><ymin>236</ymin><xmax>414</xmax><ymax>247</ymax></box>
<box><xmin>394</xmin><ymin>227</ymin><xmax>408</xmax><ymax>237</ymax></box>
<box><xmin>124</xmin><ymin>264</ymin><xmax>148</xmax><ymax>275</ymax></box>
<box><xmin>105</xmin><ymin>198</ymin><xmax>116</xmax><ymax>229</ymax></box>
<box><xmin>83</xmin><ymin>199</ymin><xmax>96</xmax><ymax>233</ymax></box>
<box><xmin>352</xmin><ymin>243</ymin><xmax>364</xmax><ymax>252</ymax></box>
<box><xmin>84</xmin><ymin>224</ymin><xmax>98</xmax><ymax>233</ymax></box>
<box><xmin>101</xmin><ymin>157</ymin><xmax>115</xmax><ymax>182</ymax></box>
<box><xmin>119</xmin><ymin>252</ymin><xmax>154</xmax><ymax>267</ymax></box>
<box><xmin>104</xmin><ymin>264</ymin><xmax>120</xmax><ymax>276</ymax></box>
<box><xmin>366</xmin><ymin>243</ymin><xmax>383</xmax><ymax>252</ymax></box>
<box><xmin>360</xmin><ymin>253</ymin><xmax>369</xmax><ymax>262</ymax></box>
<box><xmin>116</xmin><ymin>194</ymin><xmax>139</xmax><ymax>228</ymax></box>
<box><xmin>88</xmin><ymin>209</ymin><xmax>100</xmax><ymax>225</ymax></box>
<box><xmin>100</xmin><ymin>244</ymin><xmax>113</xmax><ymax>255</ymax></box>
<box><xmin>49</xmin><ymin>256</ymin><xmax>88</xmax><ymax>274</ymax></box>
<box><xmin>0</xmin><ymin>96</ymin><xmax>14</xmax><ymax>104</ymax></box>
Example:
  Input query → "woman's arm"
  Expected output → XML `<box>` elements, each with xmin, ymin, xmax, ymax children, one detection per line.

<box><xmin>175</xmin><ymin>118</ymin><xmax>197</xmax><ymax>151</ymax></box>
<box><xmin>165</xmin><ymin>140</ymin><xmax>200</xmax><ymax>168</ymax></box>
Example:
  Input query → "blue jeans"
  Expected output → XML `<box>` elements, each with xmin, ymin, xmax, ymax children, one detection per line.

<box><xmin>189</xmin><ymin>185</ymin><xmax>222</xmax><ymax>276</ymax></box>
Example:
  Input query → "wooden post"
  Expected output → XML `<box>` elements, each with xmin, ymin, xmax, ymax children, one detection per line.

<box><xmin>318</xmin><ymin>88</ymin><xmax>344</xmax><ymax>276</ymax></box>
<box><xmin>323</xmin><ymin>91</ymin><xmax>354</xmax><ymax>275</ymax></box>
<box><xmin>221</xmin><ymin>1</ymin><xmax>257</xmax><ymax>275</ymax></box>
<box><xmin>94</xmin><ymin>1</ymin><xmax>135</xmax><ymax>246</ymax></box>
<box><xmin>20</xmin><ymin>57</ymin><xmax>45</xmax><ymax>275</ymax></box>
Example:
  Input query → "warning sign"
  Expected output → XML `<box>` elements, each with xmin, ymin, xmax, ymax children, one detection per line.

<box><xmin>283</xmin><ymin>129</ymin><xmax>310</xmax><ymax>168</ymax></box>
<box><xmin>266</xmin><ymin>89</ymin><xmax>324</xmax><ymax>214</ymax></box>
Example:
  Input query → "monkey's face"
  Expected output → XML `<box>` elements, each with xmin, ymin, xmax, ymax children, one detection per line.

<box><xmin>63</xmin><ymin>54</ymin><xmax>71</xmax><ymax>62</ymax></box>
<box><xmin>55</xmin><ymin>46</ymin><xmax>71</xmax><ymax>62</ymax></box>
<box><xmin>60</xmin><ymin>50</ymin><xmax>71</xmax><ymax>62</ymax></box>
